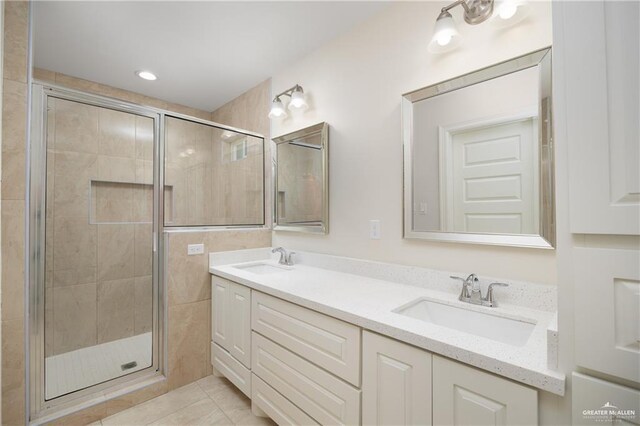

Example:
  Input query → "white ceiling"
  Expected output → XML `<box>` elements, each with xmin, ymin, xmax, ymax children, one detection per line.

<box><xmin>33</xmin><ymin>1</ymin><xmax>387</xmax><ymax>112</ymax></box>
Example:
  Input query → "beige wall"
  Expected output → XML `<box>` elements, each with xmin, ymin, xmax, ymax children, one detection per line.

<box><xmin>211</xmin><ymin>79</ymin><xmax>272</xmax><ymax>226</ymax></box>
<box><xmin>271</xmin><ymin>1</ymin><xmax>557</xmax><ymax>285</ymax></box>
<box><xmin>2</xmin><ymin>1</ymin><xmax>29</xmax><ymax>424</ymax></box>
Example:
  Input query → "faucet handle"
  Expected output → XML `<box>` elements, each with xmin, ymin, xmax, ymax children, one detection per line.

<box><xmin>451</xmin><ymin>276</ymin><xmax>471</xmax><ymax>299</ymax></box>
<box><xmin>484</xmin><ymin>282</ymin><xmax>509</xmax><ymax>307</ymax></box>
<box><xmin>286</xmin><ymin>252</ymin><xmax>296</xmax><ymax>266</ymax></box>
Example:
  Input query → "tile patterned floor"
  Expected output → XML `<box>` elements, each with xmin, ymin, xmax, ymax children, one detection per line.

<box><xmin>95</xmin><ymin>375</ymin><xmax>276</xmax><ymax>426</ymax></box>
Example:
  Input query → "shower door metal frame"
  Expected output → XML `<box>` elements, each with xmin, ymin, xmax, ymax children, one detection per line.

<box><xmin>28</xmin><ymin>83</ymin><xmax>167</xmax><ymax>422</ymax></box>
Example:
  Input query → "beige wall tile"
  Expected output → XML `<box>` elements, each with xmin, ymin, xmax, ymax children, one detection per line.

<box><xmin>52</xmin><ymin>216</ymin><xmax>97</xmax><ymax>279</ymax></box>
<box><xmin>3</xmin><ymin>1</ymin><xmax>28</xmax><ymax>83</ymax></box>
<box><xmin>97</xmin><ymin>156</ymin><xmax>136</xmax><ymax>182</ymax></box>
<box><xmin>1</xmin><ymin>200</ymin><xmax>24</xmax><ymax>321</ymax></box>
<box><xmin>46</xmin><ymin>402</ymin><xmax>107</xmax><ymax>426</ymax></box>
<box><xmin>134</xmin><ymin>276</ymin><xmax>153</xmax><ymax>334</ymax></box>
<box><xmin>1</xmin><ymin>79</ymin><xmax>27</xmax><ymax>152</ymax></box>
<box><xmin>135</xmin><ymin>115</ymin><xmax>154</xmax><ymax>161</ymax></box>
<box><xmin>98</xmin><ymin>107</ymin><xmax>136</xmax><ymax>158</ymax></box>
<box><xmin>104</xmin><ymin>380</ymin><xmax>169</xmax><ymax>417</ymax></box>
<box><xmin>167</xmin><ymin>301</ymin><xmax>210</xmax><ymax>390</ymax></box>
<box><xmin>53</xmin><ymin>98</ymin><xmax>100</xmax><ymax>154</ymax></box>
<box><xmin>134</xmin><ymin>224</ymin><xmax>153</xmax><ymax>277</ymax></box>
<box><xmin>97</xmin><ymin>278</ymin><xmax>135</xmax><ymax>344</ymax></box>
<box><xmin>51</xmin><ymin>150</ymin><xmax>98</xmax><ymax>218</ymax></box>
<box><xmin>1</xmin><ymin>319</ymin><xmax>25</xmax><ymax>426</ymax></box>
<box><xmin>93</xmin><ymin>182</ymin><xmax>134</xmax><ymax>223</ymax></box>
<box><xmin>167</xmin><ymin>232</ymin><xmax>211</xmax><ymax>306</ymax></box>
<box><xmin>97</xmin><ymin>224</ymin><xmax>135</xmax><ymax>281</ymax></box>
<box><xmin>52</xmin><ymin>284</ymin><xmax>97</xmax><ymax>355</ymax></box>
<box><xmin>208</xmin><ymin>229</ymin><xmax>271</xmax><ymax>253</ymax></box>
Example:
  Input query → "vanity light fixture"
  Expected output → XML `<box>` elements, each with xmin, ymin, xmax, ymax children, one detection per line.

<box><xmin>135</xmin><ymin>70</ymin><xmax>157</xmax><ymax>81</ymax></box>
<box><xmin>268</xmin><ymin>84</ymin><xmax>308</xmax><ymax>119</ymax></box>
<box><xmin>428</xmin><ymin>0</ymin><xmax>529</xmax><ymax>53</ymax></box>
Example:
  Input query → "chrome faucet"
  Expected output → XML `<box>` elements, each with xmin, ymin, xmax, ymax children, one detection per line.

<box><xmin>272</xmin><ymin>247</ymin><xmax>295</xmax><ymax>266</ymax></box>
<box><xmin>450</xmin><ymin>274</ymin><xmax>508</xmax><ymax>307</ymax></box>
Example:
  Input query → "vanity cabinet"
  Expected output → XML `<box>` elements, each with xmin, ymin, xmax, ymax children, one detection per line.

<box><xmin>211</xmin><ymin>275</ymin><xmax>539</xmax><ymax>426</ymax></box>
<box><xmin>432</xmin><ymin>355</ymin><xmax>538</xmax><ymax>426</ymax></box>
<box><xmin>362</xmin><ymin>332</ymin><xmax>432</xmax><ymax>426</ymax></box>
<box><xmin>211</xmin><ymin>276</ymin><xmax>252</xmax><ymax>396</ymax></box>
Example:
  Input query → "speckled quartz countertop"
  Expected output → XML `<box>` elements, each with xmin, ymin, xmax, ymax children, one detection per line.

<box><xmin>209</xmin><ymin>248</ymin><xmax>565</xmax><ymax>396</ymax></box>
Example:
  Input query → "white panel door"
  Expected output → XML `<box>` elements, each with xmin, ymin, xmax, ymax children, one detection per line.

<box><xmin>561</xmin><ymin>0</ymin><xmax>640</xmax><ymax>235</ymax></box>
<box><xmin>432</xmin><ymin>355</ymin><xmax>537</xmax><ymax>426</ymax></box>
<box><xmin>212</xmin><ymin>276</ymin><xmax>231</xmax><ymax>351</ymax></box>
<box><xmin>572</xmin><ymin>373</ymin><xmax>640</xmax><ymax>425</ymax></box>
<box><xmin>574</xmin><ymin>248</ymin><xmax>640</xmax><ymax>383</ymax></box>
<box><xmin>362</xmin><ymin>331</ymin><xmax>432</xmax><ymax>426</ymax></box>
<box><xmin>229</xmin><ymin>282</ymin><xmax>251</xmax><ymax>368</ymax></box>
<box><xmin>445</xmin><ymin>118</ymin><xmax>537</xmax><ymax>234</ymax></box>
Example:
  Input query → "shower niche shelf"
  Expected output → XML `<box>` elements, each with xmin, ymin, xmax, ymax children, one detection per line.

<box><xmin>89</xmin><ymin>179</ymin><xmax>173</xmax><ymax>225</ymax></box>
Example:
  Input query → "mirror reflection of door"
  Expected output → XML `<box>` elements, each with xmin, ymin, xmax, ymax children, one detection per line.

<box><xmin>441</xmin><ymin>116</ymin><xmax>539</xmax><ymax>235</ymax></box>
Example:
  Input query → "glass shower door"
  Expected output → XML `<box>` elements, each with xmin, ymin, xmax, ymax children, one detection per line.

<box><xmin>42</xmin><ymin>95</ymin><xmax>157</xmax><ymax>400</ymax></box>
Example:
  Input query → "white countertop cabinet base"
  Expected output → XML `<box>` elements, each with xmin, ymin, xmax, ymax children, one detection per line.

<box><xmin>211</xmin><ymin>274</ymin><xmax>540</xmax><ymax>425</ymax></box>
<box><xmin>362</xmin><ymin>331</ymin><xmax>432</xmax><ymax>426</ymax></box>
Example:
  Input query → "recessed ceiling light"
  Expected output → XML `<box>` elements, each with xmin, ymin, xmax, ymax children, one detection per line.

<box><xmin>135</xmin><ymin>70</ymin><xmax>157</xmax><ymax>81</ymax></box>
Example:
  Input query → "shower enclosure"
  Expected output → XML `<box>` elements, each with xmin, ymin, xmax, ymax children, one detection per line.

<box><xmin>28</xmin><ymin>84</ymin><xmax>265</xmax><ymax>419</ymax></box>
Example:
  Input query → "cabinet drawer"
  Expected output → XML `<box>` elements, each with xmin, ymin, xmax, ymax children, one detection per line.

<box><xmin>433</xmin><ymin>355</ymin><xmax>537</xmax><ymax>426</ymax></box>
<box><xmin>252</xmin><ymin>332</ymin><xmax>361</xmax><ymax>426</ymax></box>
<box><xmin>252</xmin><ymin>374</ymin><xmax>319</xmax><ymax>426</ymax></box>
<box><xmin>251</xmin><ymin>291</ymin><xmax>361</xmax><ymax>386</ymax></box>
<box><xmin>211</xmin><ymin>342</ymin><xmax>251</xmax><ymax>398</ymax></box>
<box><xmin>572</xmin><ymin>372</ymin><xmax>640</xmax><ymax>425</ymax></box>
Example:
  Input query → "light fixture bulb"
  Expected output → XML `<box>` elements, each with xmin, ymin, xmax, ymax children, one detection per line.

<box><xmin>428</xmin><ymin>10</ymin><xmax>461</xmax><ymax>53</ymax></box>
<box><xmin>268</xmin><ymin>98</ymin><xmax>287</xmax><ymax>119</ymax></box>
<box><xmin>135</xmin><ymin>70</ymin><xmax>157</xmax><ymax>81</ymax></box>
<box><xmin>288</xmin><ymin>87</ymin><xmax>308</xmax><ymax>112</ymax></box>
<box><xmin>491</xmin><ymin>0</ymin><xmax>530</xmax><ymax>27</ymax></box>
<box><xmin>437</xmin><ymin>33</ymin><xmax>452</xmax><ymax>46</ymax></box>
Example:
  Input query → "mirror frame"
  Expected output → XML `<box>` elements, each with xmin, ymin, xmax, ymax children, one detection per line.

<box><xmin>273</xmin><ymin>122</ymin><xmax>329</xmax><ymax>234</ymax></box>
<box><xmin>402</xmin><ymin>48</ymin><xmax>555</xmax><ymax>248</ymax></box>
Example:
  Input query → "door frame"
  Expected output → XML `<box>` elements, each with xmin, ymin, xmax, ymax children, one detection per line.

<box><xmin>438</xmin><ymin>107</ymin><xmax>539</xmax><ymax>232</ymax></box>
<box><xmin>27</xmin><ymin>84</ymin><xmax>166</xmax><ymax>422</ymax></box>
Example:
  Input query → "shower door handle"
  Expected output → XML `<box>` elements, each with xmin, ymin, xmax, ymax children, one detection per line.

<box><xmin>153</xmin><ymin>232</ymin><xmax>157</xmax><ymax>253</ymax></box>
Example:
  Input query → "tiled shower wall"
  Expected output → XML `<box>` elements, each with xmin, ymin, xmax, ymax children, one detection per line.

<box><xmin>0</xmin><ymin>5</ymin><xmax>273</xmax><ymax>419</ymax></box>
<box><xmin>164</xmin><ymin>117</ymin><xmax>264</xmax><ymax>226</ymax></box>
<box><xmin>45</xmin><ymin>98</ymin><xmax>155</xmax><ymax>356</ymax></box>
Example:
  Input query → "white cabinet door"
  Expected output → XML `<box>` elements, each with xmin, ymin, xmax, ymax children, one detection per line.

<box><xmin>572</xmin><ymin>373</ymin><xmax>640</xmax><ymax>425</ymax></box>
<box><xmin>574</xmin><ymin>248</ymin><xmax>640</xmax><ymax>383</ymax></box>
<box><xmin>432</xmin><ymin>355</ymin><xmax>537</xmax><ymax>426</ymax></box>
<box><xmin>212</xmin><ymin>276</ymin><xmax>230</xmax><ymax>350</ymax></box>
<box><xmin>228</xmin><ymin>282</ymin><xmax>251</xmax><ymax>368</ymax></box>
<box><xmin>362</xmin><ymin>331</ymin><xmax>432</xmax><ymax>426</ymax></box>
<box><xmin>559</xmin><ymin>0</ymin><xmax>639</xmax><ymax>235</ymax></box>
<box><xmin>211</xmin><ymin>276</ymin><xmax>251</xmax><ymax>368</ymax></box>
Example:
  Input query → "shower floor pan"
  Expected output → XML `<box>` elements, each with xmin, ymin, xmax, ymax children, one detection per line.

<box><xmin>45</xmin><ymin>332</ymin><xmax>152</xmax><ymax>400</ymax></box>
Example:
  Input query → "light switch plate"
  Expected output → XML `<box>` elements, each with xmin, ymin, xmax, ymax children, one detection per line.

<box><xmin>187</xmin><ymin>243</ymin><xmax>204</xmax><ymax>255</ymax></box>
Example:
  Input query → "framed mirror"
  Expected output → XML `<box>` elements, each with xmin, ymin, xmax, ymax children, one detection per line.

<box><xmin>273</xmin><ymin>122</ymin><xmax>329</xmax><ymax>234</ymax></box>
<box><xmin>403</xmin><ymin>48</ymin><xmax>554</xmax><ymax>248</ymax></box>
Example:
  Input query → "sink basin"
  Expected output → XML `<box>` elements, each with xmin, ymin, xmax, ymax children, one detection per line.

<box><xmin>394</xmin><ymin>298</ymin><xmax>535</xmax><ymax>346</ymax></box>
<box><xmin>233</xmin><ymin>262</ymin><xmax>292</xmax><ymax>275</ymax></box>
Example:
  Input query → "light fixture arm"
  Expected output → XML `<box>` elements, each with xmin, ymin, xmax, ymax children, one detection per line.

<box><xmin>272</xmin><ymin>84</ymin><xmax>303</xmax><ymax>102</ymax></box>
<box><xmin>438</xmin><ymin>0</ymin><xmax>494</xmax><ymax>25</ymax></box>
